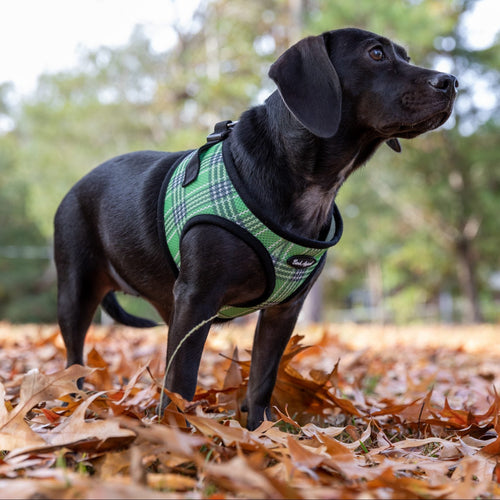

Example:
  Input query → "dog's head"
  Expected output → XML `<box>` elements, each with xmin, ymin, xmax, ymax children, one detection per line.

<box><xmin>269</xmin><ymin>28</ymin><xmax>458</xmax><ymax>147</ymax></box>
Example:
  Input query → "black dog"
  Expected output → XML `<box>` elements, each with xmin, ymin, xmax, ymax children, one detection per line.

<box><xmin>54</xmin><ymin>28</ymin><xmax>457</xmax><ymax>430</ymax></box>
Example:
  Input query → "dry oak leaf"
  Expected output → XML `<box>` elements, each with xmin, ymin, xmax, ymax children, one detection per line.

<box><xmin>373</xmin><ymin>436</ymin><xmax>463</xmax><ymax>461</ymax></box>
<box><xmin>0</xmin><ymin>381</ymin><xmax>44</xmax><ymax>451</ymax></box>
<box><xmin>7</xmin><ymin>391</ymin><xmax>136</xmax><ymax>459</ymax></box>
<box><xmin>203</xmin><ymin>449</ymin><xmax>301</xmax><ymax>499</ymax></box>
<box><xmin>0</xmin><ymin>365</ymin><xmax>91</xmax><ymax>451</ymax></box>
<box><xmin>42</xmin><ymin>391</ymin><xmax>136</xmax><ymax>449</ymax></box>
<box><xmin>450</xmin><ymin>455</ymin><xmax>495</xmax><ymax>499</ymax></box>
<box><xmin>365</xmin><ymin>466</ymin><xmax>454</xmax><ymax>499</ymax></box>
<box><xmin>479</xmin><ymin>432</ymin><xmax>500</xmax><ymax>456</ymax></box>
<box><xmin>124</xmin><ymin>419</ymin><xmax>207</xmax><ymax>458</ymax></box>
<box><xmin>186</xmin><ymin>413</ymin><xmax>262</xmax><ymax>450</ymax></box>
<box><xmin>273</xmin><ymin>336</ymin><xmax>362</xmax><ymax>420</ymax></box>
<box><xmin>286</xmin><ymin>435</ymin><xmax>326</xmax><ymax>471</ymax></box>
<box><xmin>86</xmin><ymin>346</ymin><xmax>114</xmax><ymax>390</ymax></box>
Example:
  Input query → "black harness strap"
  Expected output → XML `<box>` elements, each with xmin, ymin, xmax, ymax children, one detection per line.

<box><xmin>182</xmin><ymin>120</ymin><xmax>235</xmax><ymax>187</ymax></box>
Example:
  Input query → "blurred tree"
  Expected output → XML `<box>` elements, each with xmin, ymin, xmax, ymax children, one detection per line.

<box><xmin>0</xmin><ymin>130</ymin><xmax>57</xmax><ymax>322</ymax></box>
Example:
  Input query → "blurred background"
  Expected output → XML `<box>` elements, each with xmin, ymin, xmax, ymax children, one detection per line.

<box><xmin>0</xmin><ymin>0</ymin><xmax>499</xmax><ymax>324</ymax></box>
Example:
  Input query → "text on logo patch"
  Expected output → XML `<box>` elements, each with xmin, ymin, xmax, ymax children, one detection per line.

<box><xmin>287</xmin><ymin>255</ymin><xmax>317</xmax><ymax>269</ymax></box>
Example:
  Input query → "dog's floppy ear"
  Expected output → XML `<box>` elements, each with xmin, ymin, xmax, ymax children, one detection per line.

<box><xmin>269</xmin><ymin>35</ymin><xmax>342</xmax><ymax>138</ymax></box>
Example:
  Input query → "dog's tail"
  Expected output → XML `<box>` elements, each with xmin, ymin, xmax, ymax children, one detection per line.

<box><xmin>101</xmin><ymin>292</ymin><xmax>158</xmax><ymax>328</ymax></box>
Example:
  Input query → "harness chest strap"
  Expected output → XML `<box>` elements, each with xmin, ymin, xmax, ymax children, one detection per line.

<box><xmin>160</xmin><ymin>128</ymin><xmax>343</xmax><ymax>319</ymax></box>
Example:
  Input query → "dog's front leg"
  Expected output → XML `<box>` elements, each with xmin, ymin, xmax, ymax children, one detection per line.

<box><xmin>160</xmin><ymin>276</ymin><xmax>220</xmax><ymax>410</ymax></box>
<box><xmin>159</xmin><ymin>224</ymin><xmax>249</xmax><ymax>411</ymax></box>
<box><xmin>244</xmin><ymin>298</ymin><xmax>305</xmax><ymax>430</ymax></box>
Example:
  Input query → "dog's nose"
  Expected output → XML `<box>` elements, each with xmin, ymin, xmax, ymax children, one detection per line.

<box><xmin>428</xmin><ymin>73</ymin><xmax>459</xmax><ymax>94</ymax></box>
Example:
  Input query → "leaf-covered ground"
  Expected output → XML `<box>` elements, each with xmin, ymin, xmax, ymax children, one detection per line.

<box><xmin>2</xmin><ymin>321</ymin><xmax>500</xmax><ymax>499</ymax></box>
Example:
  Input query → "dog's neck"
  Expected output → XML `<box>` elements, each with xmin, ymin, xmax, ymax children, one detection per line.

<box><xmin>230</xmin><ymin>91</ymin><xmax>382</xmax><ymax>239</ymax></box>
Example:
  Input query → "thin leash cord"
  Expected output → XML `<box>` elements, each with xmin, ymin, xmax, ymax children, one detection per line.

<box><xmin>158</xmin><ymin>312</ymin><xmax>220</xmax><ymax>417</ymax></box>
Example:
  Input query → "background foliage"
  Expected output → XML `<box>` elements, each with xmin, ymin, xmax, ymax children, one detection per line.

<box><xmin>0</xmin><ymin>0</ymin><xmax>499</xmax><ymax>323</ymax></box>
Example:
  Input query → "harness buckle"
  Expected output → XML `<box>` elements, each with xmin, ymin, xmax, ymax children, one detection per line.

<box><xmin>184</xmin><ymin>120</ymin><xmax>237</xmax><ymax>187</ymax></box>
<box><xmin>206</xmin><ymin>120</ymin><xmax>237</xmax><ymax>143</ymax></box>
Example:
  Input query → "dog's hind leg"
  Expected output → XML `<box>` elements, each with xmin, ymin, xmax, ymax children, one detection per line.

<box><xmin>56</xmin><ymin>268</ymin><xmax>106</xmax><ymax>371</ymax></box>
<box><xmin>54</xmin><ymin>197</ymin><xmax>109</xmax><ymax>383</ymax></box>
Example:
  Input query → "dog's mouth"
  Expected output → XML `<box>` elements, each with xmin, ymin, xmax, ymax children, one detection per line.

<box><xmin>395</xmin><ymin>110</ymin><xmax>452</xmax><ymax>138</ymax></box>
<box><xmin>378</xmin><ymin>98</ymin><xmax>455</xmax><ymax>139</ymax></box>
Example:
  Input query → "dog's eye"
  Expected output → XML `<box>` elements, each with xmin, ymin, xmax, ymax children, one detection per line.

<box><xmin>369</xmin><ymin>47</ymin><xmax>385</xmax><ymax>61</ymax></box>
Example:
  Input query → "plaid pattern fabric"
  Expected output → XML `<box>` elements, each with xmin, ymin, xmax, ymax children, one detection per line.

<box><xmin>163</xmin><ymin>141</ymin><xmax>333</xmax><ymax>319</ymax></box>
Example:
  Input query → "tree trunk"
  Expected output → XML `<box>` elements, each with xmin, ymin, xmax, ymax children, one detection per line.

<box><xmin>367</xmin><ymin>260</ymin><xmax>385</xmax><ymax>323</ymax></box>
<box><xmin>300</xmin><ymin>277</ymin><xmax>323</xmax><ymax>324</ymax></box>
<box><xmin>287</xmin><ymin>0</ymin><xmax>303</xmax><ymax>44</ymax></box>
<box><xmin>455</xmin><ymin>238</ymin><xmax>483</xmax><ymax>323</ymax></box>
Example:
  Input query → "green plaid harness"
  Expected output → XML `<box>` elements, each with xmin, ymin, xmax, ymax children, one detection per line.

<box><xmin>160</xmin><ymin>137</ymin><xmax>342</xmax><ymax>319</ymax></box>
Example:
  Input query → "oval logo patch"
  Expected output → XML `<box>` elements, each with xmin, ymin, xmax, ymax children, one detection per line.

<box><xmin>287</xmin><ymin>255</ymin><xmax>317</xmax><ymax>269</ymax></box>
